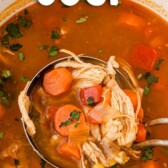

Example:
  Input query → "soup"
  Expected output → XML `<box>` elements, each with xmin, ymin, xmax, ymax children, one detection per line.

<box><xmin>0</xmin><ymin>0</ymin><xmax>168</xmax><ymax>168</ymax></box>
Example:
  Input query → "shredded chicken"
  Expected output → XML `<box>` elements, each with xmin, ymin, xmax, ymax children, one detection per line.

<box><xmin>18</xmin><ymin>50</ymin><xmax>142</xmax><ymax>167</ymax></box>
<box><xmin>18</xmin><ymin>82</ymin><xmax>36</xmax><ymax>136</ymax></box>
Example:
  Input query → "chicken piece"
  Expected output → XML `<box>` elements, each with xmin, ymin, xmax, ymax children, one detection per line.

<box><xmin>0</xmin><ymin>143</ymin><xmax>19</xmax><ymax>159</ymax></box>
<box><xmin>90</xmin><ymin>125</ymin><xmax>102</xmax><ymax>142</ymax></box>
<box><xmin>82</xmin><ymin>142</ymin><xmax>110</xmax><ymax>167</ymax></box>
<box><xmin>100</xmin><ymin>137</ymin><xmax>129</xmax><ymax>164</ymax></box>
<box><xmin>18</xmin><ymin>82</ymin><xmax>36</xmax><ymax>136</ymax></box>
<box><xmin>101</xmin><ymin>119</ymin><xmax>123</xmax><ymax>141</ymax></box>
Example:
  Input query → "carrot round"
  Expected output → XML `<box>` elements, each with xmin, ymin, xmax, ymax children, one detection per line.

<box><xmin>136</xmin><ymin>123</ymin><xmax>146</xmax><ymax>142</ymax></box>
<box><xmin>143</xmin><ymin>160</ymin><xmax>157</xmax><ymax>168</ymax></box>
<box><xmin>43</xmin><ymin>68</ymin><xmax>72</xmax><ymax>96</ymax></box>
<box><xmin>0</xmin><ymin>104</ymin><xmax>4</xmax><ymax>119</ymax></box>
<box><xmin>124</xmin><ymin>89</ymin><xmax>138</xmax><ymax>110</ymax></box>
<box><xmin>54</xmin><ymin>104</ymin><xmax>85</xmax><ymax>137</ymax></box>
<box><xmin>60</xmin><ymin>142</ymin><xmax>81</xmax><ymax>160</ymax></box>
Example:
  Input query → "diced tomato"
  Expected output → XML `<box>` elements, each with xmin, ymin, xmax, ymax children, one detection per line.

<box><xmin>45</xmin><ymin>106</ymin><xmax>57</xmax><ymax>122</ymax></box>
<box><xmin>130</xmin><ymin>44</ymin><xmax>159</xmax><ymax>71</ymax></box>
<box><xmin>136</xmin><ymin>124</ymin><xmax>147</xmax><ymax>142</ymax></box>
<box><xmin>80</xmin><ymin>85</ymin><xmax>103</xmax><ymax>105</ymax></box>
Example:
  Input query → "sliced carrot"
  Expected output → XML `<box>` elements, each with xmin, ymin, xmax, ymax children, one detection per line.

<box><xmin>43</xmin><ymin>68</ymin><xmax>72</xmax><ymax>96</ymax></box>
<box><xmin>54</xmin><ymin>104</ymin><xmax>85</xmax><ymax>137</ymax></box>
<box><xmin>118</xmin><ymin>12</ymin><xmax>147</xmax><ymax>31</ymax></box>
<box><xmin>0</xmin><ymin>104</ymin><xmax>4</xmax><ymax>119</ymax></box>
<box><xmin>138</xmin><ymin>107</ymin><xmax>144</xmax><ymax>121</ymax></box>
<box><xmin>60</xmin><ymin>142</ymin><xmax>81</xmax><ymax>160</ymax></box>
<box><xmin>102</xmin><ymin>87</ymin><xmax>111</xmax><ymax>105</ymax></box>
<box><xmin>143</xmin><ymin>160</ymin><xmax>157</xmax><ymax>168</ymax></box>
<box><xmin>136</xmin><ymin>124</ymin><xmax>146</xmax><ymax>142</ymax></box>
<box><xmin>124</xmin><ymin>89</ymin><xmax>138</xmax><ymax>110</ymax></box>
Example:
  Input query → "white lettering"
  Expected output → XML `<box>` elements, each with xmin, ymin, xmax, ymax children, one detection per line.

<box><xmin>61</xmin><ymin>0</ymin><xmax>79</xmax><ymax>6</ymax></box>
<box><xmin>37</xmin><ymin>0</ymin><xmax>119</xmax><ymax>6</ymax></box>
<box><xmin>38</xmin><ymin>0</ymin><xmax>54</xmax><ymax>6</ymax></box>
<box><xmin>87</xmin><ymin>0</ymin><xmax>106</xmax><ymax>6</ymax></box>
<box><xmin>110</xmin><ymin>0</ymin><xmax>119</xmax><ymax>6</ymax></box>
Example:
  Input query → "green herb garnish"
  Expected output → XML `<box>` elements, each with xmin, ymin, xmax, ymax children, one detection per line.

<box><xmin>0</xmin><ymin>132</ymin><xmax>3</xmax><ymax>140</ymax></box>
<box><xmin>49</xmin><ymin>46</ymin><xmax>58</xmax><ymax>57</ymax></box>
<box><xmin>18</xmin><ymin>15</ymin><xmax>32</xmax><ymax>28</ymax></box>
<box><xmin>141</xmin><ymin>146</ymin><xmax>153</xmax><ymax>161</ymax></box>
<box><xmin>144</xmin><ymin>86</ymin><xmax>150</xmax><ymax>96</ymax></box>
<box><xmin>87</xmin><ymin>97</ymin><xmax>95</xmax><ymax>105</ymax></box>
<box><xmin>74</xmin><ymin>123</ymin><xmax>80</xmax><ymax>128</ymax></box>
<box><xmin>40</xmin><ymin>159</ymin><xmax>46</xmax><ymax>168</ymax></box>
<box><xmin>21</xmin><ymin>76</ymin><xmax>29</xmax><ymax>83</ymax></box>
<box><xmin>62</xmin><ymin>17</ymin><xmax>67</xmax><ymax>22</ymax></box>
<box><xmin>6</xmin><ymin>23</ymin><xmax>22</xmax><ymax>38</ymax></box>
<box><xmin>70</xmin><ymin>110</ymin><xmax>81</xmax><ymax>121</ymax></box>
<box><xmin>98</xmin><ymin>49</ymin><xmax>103</xmax><ymax>54</ymax></box>
<box><xmin>1</xmin><ymin>35</ymin><xmax>9</xmax><ymax>45</ymax></box>
<box><xmin>59</xmin><ymin>118</ymin><xmax>72</xmax><ymax>127</ymax></box>
<box><xmin>0</xmin><ymin>91</ymin><xmax>10</xmax><ymax>106</ymax></box>
<box><xmin>143</xmin><ymin>72</ymin><xmax>158</xmax><ymax>86</ymax></box>
<box><xmin>51</xmin><ymin>30</ymin><xmax>61</xmax><ymax>39</ymax></box>
<box><xmin>111</xmin><ymin>165</ymin><xmax>117</xmax><ymax>168</ymax></box>
<box><xmin>10</xmin><ymin>43</ymin><xmax>22</xmax><ymax>51</ymax></box>
<box><xmin>1</xmin><ymin>70</ymin><xmax>12</xmax><ymax>79</ymax></box>
<box><xmin>40</xmin><ymin>45</ymin><xmax>49</xmax><ymax>51</ymax></box>
<box><xmin>76</xmin><ymin>17</ymin><xmax>88</xmax><ymax>24</ymax></box>
<box><xmin>155</xmin><ymin>59</ymin><xmax>164</xmax><ymax>70</ymax></box>
<box><xmin>14</xmin><ymin>159</ymin><xmax>20</xmax><ymax>166</ymax></box>
<box><xmin>18</xmin><ymin>52</ymin><xmax>25</xmax><ymax>62</ymax></box>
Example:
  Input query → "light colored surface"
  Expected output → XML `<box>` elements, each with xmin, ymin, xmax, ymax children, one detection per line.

<box><xmin>0</xmin><ymin>0</ymin><xmax>168</xmax><ymax>26</ymax></box>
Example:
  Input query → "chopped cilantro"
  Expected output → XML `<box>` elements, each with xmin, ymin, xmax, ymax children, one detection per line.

<box><xmin>70</xmin><ymin>110</ymin><xmax>81</xmax><ymax>121</ymax></box>
<box><xmin>18</xmin><ymin>15</ymin><xmax>32</xmax><ymax>28</ymax></box>
<box><xmin>62</xmin><ymin>17</ymin><xmax>67</xmax><ymax>22</ymax></box>
<box><xmin>155</xmin><ymin>59</ymin><xmax>164</xmax><ymax>70</ymax></box>
<box><xmin>0</xmin><ymin>132</ymin><xmax>3</xmax><ymax>140</ymax></box>
<box><xmin>21</xmin><ymin>76</ymin><xmax>29</xmax><ymax>83</ymax></box>
<box><xmin>141</xmin><ymin>146</ymin><xmax>153</xmax><ymax>161</ymax></box>
<box><xmin>6</xmin><ymin>23</ymin><xmax>22</xmax><ymax>38</ymax></box>
<box><xmin>87</xmin><ymin>97</ymin><xmax>94</xmax><ymax>105</ymax></box>
<box><xmin>14</xmin><ymin>159</ymin><xmax>20</xmax><ymax>166</ymax></box>
<box><xmin>51</xmin><ymin>30</ymin><xmax>61</xmax><ymax>39</ymax></box>
<box><xmin>1</xmin><ymin>35</ymin><xmax>9</xmax><ymax>45</ymax></box>
<box><xmin>40</xmin><ymin>45</ymin><xmax>49</xmax><ymax>51</ymax></box>
<box><xmin>40</xmin><ymin>159</ymin><xmax>46</xmax><ymax>168</ymax></box>
<box><xmin>76</xmin><ymin>17</ymin><xmax>88</xmax><ymax>24</ymax></box>
<box><xmin>1</xmin><ymin>70</ymin><xmax>12</xmax><ymax>79</ymax></box>
<box><xmin>144</xmin><ymin>86</ymin><xmax>150</xmax><ymax>96</ymax></box>
<box><xmin>49</xmin><ymin>46</ymin><xmax>58</xmax><ymax>57</ymax></box>
<box><xmin>10</xmin><ymin>43</ymin><xmax>22</xmax><ymax>51</ymax></box>
<box><xmin>0</xmin><ymin>90</ymin><xmax>10</xmax><ymax>106</ymax></box>
<box><xmin>59</xmin><ymin>118</ymin><xmax>72</xmax><ymax>127</ymax></box>
<box><xmin>74</xmin><ymin>123</ymin><xmax>80</xmax><ymax>128</ymax></box>
<box><xmin>143</xmin><ymin>72</ymin><xmax>158</xmax><ymax>86</ymax></box>
<box><xmin>18</xmin><ymin>52</ymin><xmax>25</xmax><ymax>62</ymax></box>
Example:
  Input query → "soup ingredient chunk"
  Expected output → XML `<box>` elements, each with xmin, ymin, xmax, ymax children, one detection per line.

<box><xmin>43</xmin><ymin>68</ymin><xmax>72</xmax><ymax>96</ymax></box>
<box><xmin>54</xmin><ymin>104</ymin><xmax>85</xmax><ymax>136</ymax></box>
<box><xmin>136</xmin><ymin>123</ymin><xmax>147</xmax><ymax>142</ymax></box>
<box><xmin>60</xmin><ymin>142</ymin><xmax>81</xmax><ymax>160</ymax></box>
<box><xmin>80</xmin><ymin>85</ymin><xmax>103</xmax><ymax>105</ymax></box>
<box><xmin>130</xmin><ymin>44</ymin><xmax>158</xmax><ymax>71</ymax></box>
